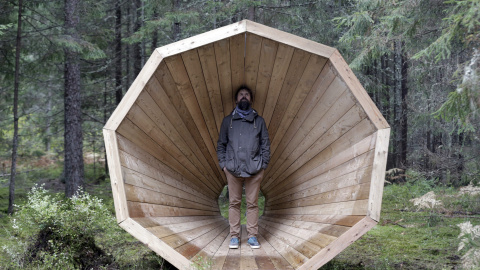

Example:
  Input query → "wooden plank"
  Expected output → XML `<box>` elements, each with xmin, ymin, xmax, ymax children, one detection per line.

<box><xmin>148</xmin><ymin>217</ymin><xmax>225</xmax><ymax>238</ymax></box>
<box><xmin>211</xmin><ymin>232</ymin><xmax>231</xmax><ymax>270</ymax></box>
<box><xmin>154</xmin><ymin>61</ymin><xmax>224</xmax><ymax>186</ymax></box>
<box><xmin>269</xmin><ymin>54</ymin><xmax>328</xmax><ymax>154</ymax></box>
<box><xmin>245</xmin><ymin>20</ymin><xmax>336</xmax><ymax>58</ymax></box>
<box><xmin>297</xmin><ymin>217</ymin><xmax>377</xmax><ymax>270</ymax></box>
<box><xmin>124</xmin><ymin>176</ymin><xmax>217</xmax><ymax>211</ymax></box>
<box><xmin>267</xmin><ymin>49</ymin><xmax>311</xmax><ymax>140</ymax></box>
<box><xmin>230</xmin><ymin>34</ymin><xmax>246</xmax><ymax>95</ymax></box>
<box><xmin>214</xmin><ymin>38</ymin><xmax>234</xmax><ymax>117</ymax></box>
<box><xmin>164</xmin><ymin>55</ymin><xmax>223</xmax><ymax>192</ymax></box>
<box><xmin>259</xmin><ymin>219</ymin><xmax>334</xmax><ymax>251</ymax></box>
<box><xmin>147</xmin><ymin>71</ymin><xmax>223</xmax><ymax>183</ymax></box>
<box><xmin>267</xmin><ymin>157</ymin><xmax>373</xmax><ymax>202</ymax></box>
<box><xmin>258</xmin><ymin>222</ymin><xmax>322</xmax><ymax>258</ymax></box>
<box><xmin>264</xmin><ymin>103</ymin><xmax>368</xmax><ymax>193</ymax></box>
<box><xmin>267</xmin><ymin>91</ymin><xmax>358</xmax><ymax>186</ymax></box>
<box><xmin>222</xmin><ymin>240</ymin><xmax>241</xmax><ymax>270</ymax></box>
<box><xmin>267</xmin><ymin>62</ymin><xmax>336</xmax><ymax>171</ymax></box>
<box><xmin>190</xmin><ymin>225</ymin><xmax>230</xmax><ymax>266</ymax></box>
<box><xmin>198</xmin><ymin>43</ymin><xmax>225</xmax><ymax>131</ymax></box>
<box><xmin>126</xmin><ymin>103</ymin><xmax>220</xmax><ymax>193</ymax></box>
<box><xmin>240</xmin><ymin>224</ymin><xmax>258</xmax><ymax>270</ymax></box>
<box><xmin>136</xmin><ymin>89</ymin><xmax>220</xmax><ymax>184</ymax></box>
<box><xmin>330</xmin><ymin>50</ymin><xmax>389</xmax><ymax>130</ymax></box>
<box><xmin>176</xmin><ymin>221</ymin><xmax>230</xmax><ymax>260</ymax></box>
<box><xmin>156</xmin><ymin>20</ymin><xmax>246</xmax><ymax>58</ymax></box>
<box><xmin>262</xmin><ymin>43</ymin><xmax>295</xmax><ymax>126</ymax></box>
<box><xmin>256</xmin><ymin>233</ymin><xmax>294</xmax><ymax>270</ymax></box>
<box><xmin>254</xmin><ymin>38</ymin><xmax>278</xmax><ymax>117</ymax></box>
<box><xmin>251</xmin><ymin>241</ymin><xmax>277</xmax><ymax>270</ymax></box>
<box><xmin>161</xmin><ymin>219</ymin><xmax>227</xmax><ymax>248</ymax></box>
<box><xmin>127</xmin><ymin>201</ymin><xmax>219</xmax><ymax>218</ymax></box>
<box><xmin>262</xmin><ymin>214</ymin><xmax>364</xmax><ymax>227</ymax></box>
<box><xmin>263</xmin><ymin>76</ymin><xmax>350</xmax><ymax>190</ymax></box>
<box><xmin>265</xmin><ymin>117</ymin><xmax>376</xmax><ymax>197</ymax></box>
<box><xmin>104</xmin><ymin>50</ymin><xmax>163</xmax><ymax>131</ymax></box>
<box><xmin>181</xmin><ymin>49</ymin><xmax>220</xmax><ymax>150</ymax></box>
<box><xmin>268</xmin><ymin>138</ymin><xmax>376</xmax><ymax>200</ymax></box>
<box><xmin>117</xmin><ymin>119</ymin><xmax>217</xmax><ymax>198</ymax></box>
<box><xmin>258</xmin><ymin>226</ymin><xmax>309</xmax><ymax>268</ymax></box>
<box><xmin>368</xmin><ymin>128</ymin><xmax>390</xmax><ymax>221</ymax></box>
<box><xmin>267</xmin><ymin>183</ymin><xmax>371</xmax><ymax>212</ymax></box>
<box><xmin>264</xmin><ymin>199</ymin><xmax>369</xmax><ymax>216</ymax></box>
<box><xmin>260</xmin><ymin>216</ymin><xmax>350</xmax><ymax>238</ymax></box>
<box><xmin>117</xmin><ymin>136</ymin><xmax>215</xmax><ymax>202</ymax></box>
<box><xmin>119</xmin><ymin>218</ymin><xmax>192</xmax><ymax>270</ymax></box>
<box><xmin>120</xmin><ymin>154</ymin><xmax>216</xmax><ymax>207</ymax></box>
<box><xmin>125</xmin><ymin>184</ymin><xmax>216</xmax><ymax>211</ymax></box>
<box><xmin>244</xmin><ymin>33</ymin><xmax>262</xmax><ymax>93</ymax></box>
<box><xmin>133</xmin><ymin>216</ymin><xmax>213</xmax><ymax>228</ymax></box>
<box><xmin>103</xmin><ymin>129</ymin><xmax>128</xmax><ymax>222</ymax></box>
<box><xmin>267</xmin><ymin>166</ymin><xmax>373</xmax><ymax>207</ymax></box>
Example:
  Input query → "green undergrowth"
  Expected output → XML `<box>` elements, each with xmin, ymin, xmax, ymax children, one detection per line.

<box><xmin>323</xmin><ymin>177</ymin><xmax>480</xmax><ymax>270</ymax></box>
<box><xmin>0</xmin><ymin>157</ymin><xmax>173</xmax><ymax>269</ymax></box>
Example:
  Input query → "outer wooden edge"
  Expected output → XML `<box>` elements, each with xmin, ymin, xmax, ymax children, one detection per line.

<box><xmin>119</xmin><ymin>218</ymin><xmax>192</xmax><ymax>270</ymax></box>
<box><xmin>329</xmin><ymin>50</ymin><xmax>390</xmax><ymax>130</ymax></box>
<box><xmin>367</xmin><ymin>128</ymin><xmax>390</xmax><ymax>221</ymax></box>
<box><xmin>245</xmin><ymin>20</ymin><xmax>336</xmax><ymax>58</ymax></box>
<box><xmin>157</xmin><ymin>21</ymin><xmax>247</xmax><ymax>58</ymax></box>
<box><xmin>103</xmin><ymin>129</ymin><xmax>128</xmax><ymax>222</ymax></box>
<box><xmin>104</xmin><ymin>50</ymin><xmax>164</xmax><ymax>131</ymax></box>
<box><xmin>297</xmin><ymin>216</ymin><xmax>377</xmax><ymax>270</ymax></box>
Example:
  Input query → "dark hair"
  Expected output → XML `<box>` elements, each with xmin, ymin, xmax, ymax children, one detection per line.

<box><xmin>234</xmin><ymin>86</ymin><xmax>253</xmax><ymax>102</ymax></box>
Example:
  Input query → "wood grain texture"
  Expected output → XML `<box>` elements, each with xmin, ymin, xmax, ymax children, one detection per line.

<box><xmin>368</xmin><ymin>128</ymin><xmax>390</xmax><ymax>221</ymax></box>
<box><xmin>103</xmin><ymin>129</ymin><xmax>128</xmax><ymax>222</ymax></box>
<box><xmin>245</xmin><ymin>20</ymin><xmax>336</xmax><ymax>58</ymax></box>
<box><xmin>156</xmin><ymin>20</ymin><xmax>246</xmax><ymax>58</ymax></box>
<box><xmin>297</xmin><ymin>216</ymin><xmax>377</xmax><ymax>270</ymax></box>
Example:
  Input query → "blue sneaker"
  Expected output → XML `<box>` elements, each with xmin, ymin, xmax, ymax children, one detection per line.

<box><xmin>229</xmin><ymin>237</ymin><xmax>239</xmax><ymax>249</ymax></box>
<box><xmin>247</xmin><ymin>237</ymin><xmax>260</xmax><ymax>249</ymax></box>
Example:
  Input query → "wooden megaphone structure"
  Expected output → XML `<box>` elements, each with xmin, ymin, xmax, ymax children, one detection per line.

<box><xmin>104</xmin><ymin>20</ymin><xmax>390</xmax><ymax>270</ymax></box>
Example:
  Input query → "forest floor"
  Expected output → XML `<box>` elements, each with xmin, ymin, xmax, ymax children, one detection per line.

<box><xmin>0</xmin><ymin>156</ymin><xmax>479</xmax><ymax>269</ymax></box>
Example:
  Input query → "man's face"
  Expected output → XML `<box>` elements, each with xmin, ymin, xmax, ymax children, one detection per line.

<box><xmin>236</xmin><ymin>89</ymin><xmax>251</xmax><ymax>104</ymax></box>
<box><xmin>236</xmin><ymin>89</ymin><xmax>252</xmax><ymax>110</ymax></box>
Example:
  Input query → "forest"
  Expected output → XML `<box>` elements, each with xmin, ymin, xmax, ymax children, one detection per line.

<box><xmin>0</xmin><ymin>0</ymin><xmax>479</xmax><ymax>269</ymax></box>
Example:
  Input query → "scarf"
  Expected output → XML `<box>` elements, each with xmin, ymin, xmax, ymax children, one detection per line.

<box><xmin>235</xmin><ymin>105</ymin><xmax>253</xmax><ymax>119</ymax></box>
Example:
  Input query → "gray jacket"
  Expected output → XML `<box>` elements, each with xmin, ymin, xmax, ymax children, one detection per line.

<box><xmin>217</xmin><ymin>109</ymin><xmax>270</xmax><ymax>177</ymax></box>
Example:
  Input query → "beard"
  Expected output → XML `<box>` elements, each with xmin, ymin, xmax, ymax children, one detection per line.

<box><xmin>237</xmin><ymin>99</ymin><xmax>251</xmax><ymax>110</ymax></box>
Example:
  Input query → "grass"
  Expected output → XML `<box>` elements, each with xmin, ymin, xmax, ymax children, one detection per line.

<box><xmin>323</xmin><ymin>179</ymin><xmax>479</xmax><ymax>269</ymax></box>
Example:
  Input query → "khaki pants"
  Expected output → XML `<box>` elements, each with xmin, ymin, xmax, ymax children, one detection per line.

<box><xmin>225</xmin><ymin>169</ymin><xmax>264</xmax><ymax>238</ymax></box>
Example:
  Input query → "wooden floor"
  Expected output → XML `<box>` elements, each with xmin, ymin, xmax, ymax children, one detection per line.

<box><xmin>132</xmin><ymin>215</ymin><xmax>360</xmax><ymax>270</ymax></box>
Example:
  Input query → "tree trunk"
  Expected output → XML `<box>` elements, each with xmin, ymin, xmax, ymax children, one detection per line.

<box><xmin>173</xmin><ymin>0</ymin><xmax>181</xmax><ymax>41</ymax></box>
<box><xmin>248</xmin><ymin>5</ymin><xmax>255</xmax><ymax>21</ymax></box>
<box><xmin>115</xmin><ymin>0</ymin><xmax>122</xmax><ymax>105</ymax></box>
<box><xmin>125</xmin><ymin>1</ymin><xmax>131</xmax><ymax>91</ymax></box>
<box><xmin>8</xmin><ymin>0</ymin><xmax>23</xmax><ymax>215</ymax></box>
<box><xmin>133</xmin><ymin>0</ymin><xmax>142</xmax><ymax>76</ymax></box>
<box><xmin>151</xmin><ymin>6</ymin><xmax>158</xmax><ymax>52</ymax></box>
<box><xmin>64</xmin><ymin>0</ymin><xmax>84</xmax><ymax>197</ymax></box>
<box><xmin>400</xmin><ymin>41</ymin><xmax>408</xmax><ymax>167</ymax></box>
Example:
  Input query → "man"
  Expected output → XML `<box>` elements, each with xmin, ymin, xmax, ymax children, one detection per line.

<box><xmin>217</xmin><ymin>86</ymin><xmax>270</xmax><ymax>249</ymax></box>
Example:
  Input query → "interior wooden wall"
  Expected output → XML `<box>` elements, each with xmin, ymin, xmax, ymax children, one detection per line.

<box><xmin>107</xmin><ymin>29</ymin><xmax>388</xmax><ymax>269</ymax></box>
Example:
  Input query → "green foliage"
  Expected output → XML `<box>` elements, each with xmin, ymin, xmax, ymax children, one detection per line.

<box><xmin>413</xmin><ymin>0</ymin><xmax>480</xmax><ymax>62</ymax></box>
<box><xmin>2</xmin><ymin>185</ymin><xmax>119</xmax><ymax>269</ymax></box>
